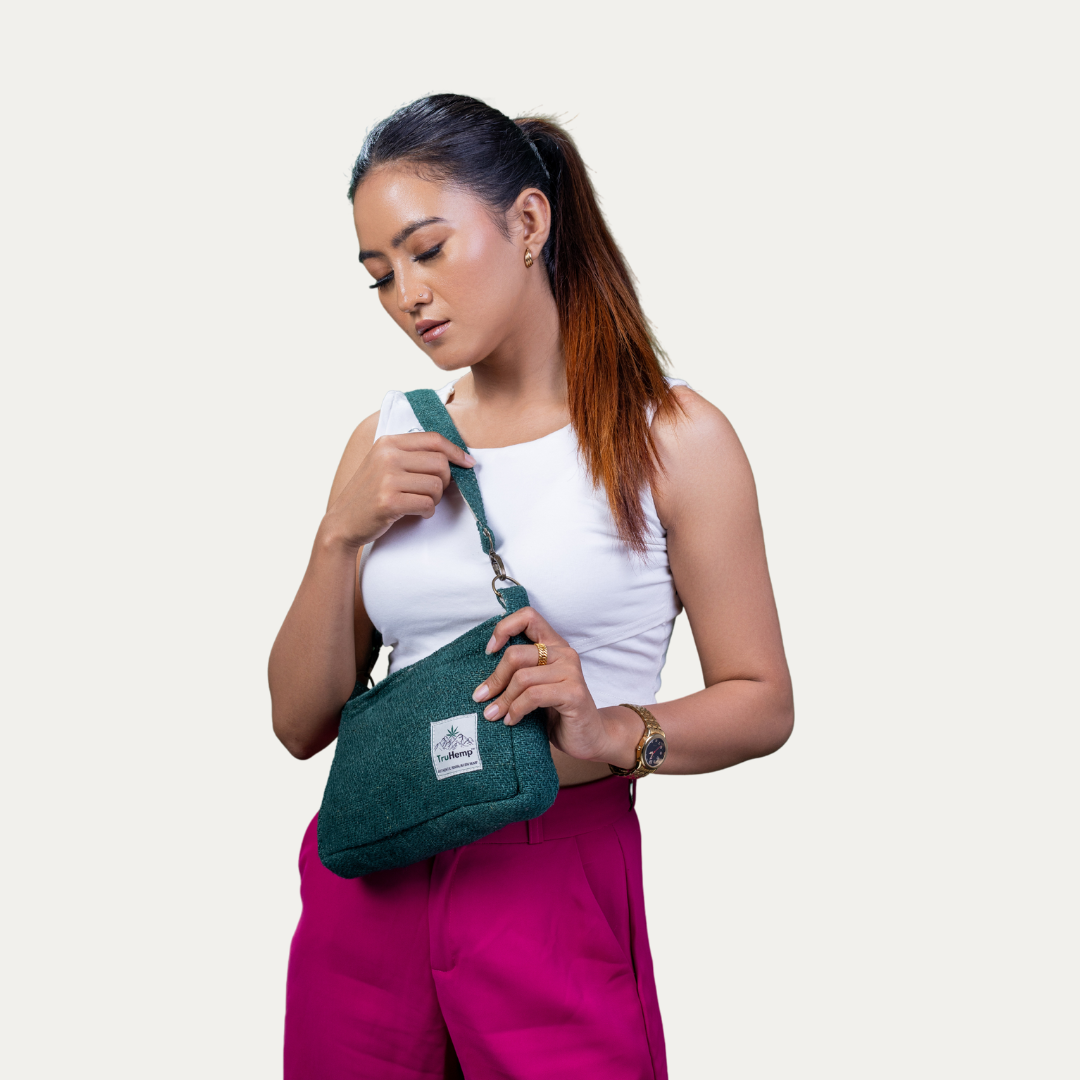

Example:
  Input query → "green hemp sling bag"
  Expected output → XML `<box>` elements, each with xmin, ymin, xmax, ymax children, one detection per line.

<box><xmin>317</xmin><ymin>389</ymin><xmax>560</xmax><ymax>877</ymax></box>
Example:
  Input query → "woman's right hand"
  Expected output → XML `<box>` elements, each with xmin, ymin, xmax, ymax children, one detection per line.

<box><xmin>270</xmin><ymin>422</ymin><xmax>475</xmax><ymax>758</ymax></box>
<box><xmin>323</xmin><ymin>432</ymin><xmax>475</xmax><ymax>549</ymax></box>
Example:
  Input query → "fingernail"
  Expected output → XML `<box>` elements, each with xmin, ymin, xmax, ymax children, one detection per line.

<box><xmin>463</xmin><ymin>454</ymin><xmax>476</xmax><ymax>466</ymax></box>
<box><xmin>472</xmin><ymin>684</ymin><xmax>489</xmax><ymax>702</ymax></box>
<box><xmin>484</xmin><ymin>703</ymin><xmax>499</xmax><ymax>720</ymax></box>
<box><xmin>485</xmin><ymin>636</ymin><xmax>497</xmax><ymax>654</ymax></box>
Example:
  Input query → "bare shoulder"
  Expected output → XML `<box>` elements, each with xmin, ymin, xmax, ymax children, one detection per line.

<box><xmin>651</xmin><ymin>385</ymin><xmax>757</xmax><ymax>523</ymax></box>
<box><xmin>653</xmin><ymin>385</ymin><xmax>751</xmax><ymax>480</ymax></box>
<box><xmin>328</xmin><ymin>410</ymin><xmax>380</xmax><ymax>509</ymax></box>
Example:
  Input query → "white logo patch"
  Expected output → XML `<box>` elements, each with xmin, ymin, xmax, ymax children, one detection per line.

<box><xmin>430</xmin><ymin>713</ymin><xmax>483</xmax><ymax>780</ymax></box>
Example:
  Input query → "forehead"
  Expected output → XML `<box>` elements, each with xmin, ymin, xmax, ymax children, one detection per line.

<box><xmin>352</xmin><ymin>166</ymin><xmax>491</xmax><ymax>242</ymax></box>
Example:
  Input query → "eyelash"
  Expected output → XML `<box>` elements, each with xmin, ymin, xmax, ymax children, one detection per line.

<box><xmin>369</xmin><ymin>244</ymin><xmax>443</xmax><ymax>290</ymax></box>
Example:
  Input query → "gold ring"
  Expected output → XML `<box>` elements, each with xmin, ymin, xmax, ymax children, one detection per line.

<box><xmin>535</xmin><ymin>642</ymin><xmax>548</xmax><ymax>666</ymax></box>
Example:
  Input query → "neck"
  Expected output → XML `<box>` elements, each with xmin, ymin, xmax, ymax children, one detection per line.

<box><xmin>445</xmin><ymin>275</ymin><xmax>568</xmax><ymax>448</ymax></box>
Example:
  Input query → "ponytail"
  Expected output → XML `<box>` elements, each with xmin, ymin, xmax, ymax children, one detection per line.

<box><xmin>349</xmin><ymin>95</ymin><xmax>680</xmax><ymax>553</ymax></box>
<box><xmin>516</xmin><ymin>117</ymin><xmax>678</xmax><ymax>553</ymax></box>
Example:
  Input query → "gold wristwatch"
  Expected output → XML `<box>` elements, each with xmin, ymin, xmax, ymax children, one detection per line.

<box><xmin>609</xmin><ymin>704</ymin><xmax>668</xmax><ymax>778</ymax></box>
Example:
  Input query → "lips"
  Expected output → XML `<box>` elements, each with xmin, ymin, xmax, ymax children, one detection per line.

<box><xmin>416</xmin><ymin>319</ymin><xmax>449</xmax><ymax>344</ymax></box>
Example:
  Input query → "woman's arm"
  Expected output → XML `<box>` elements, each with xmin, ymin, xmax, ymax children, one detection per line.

<box><xmin>642</xmin><ymin>385</ymin><xmax>794</xmax><ymax>771</ymax></box>
<box><xmin>474</xmin><ymin>386</ymin><xmax>792</xmax><ymax>775</ymax></box>
<box><xmin>268</xmin><ymin>412</ymin><xmax>475</xmax><ymax>759</ymax></box>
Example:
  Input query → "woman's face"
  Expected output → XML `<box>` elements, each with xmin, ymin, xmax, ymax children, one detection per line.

<box><xmin>352</xmin><ymin>166</ymin><xmax>547</xmax><ymax>372</ymax></box>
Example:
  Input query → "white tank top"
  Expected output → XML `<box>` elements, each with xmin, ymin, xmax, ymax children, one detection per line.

<box><xmin>359</xmin><ymin>378</ymin><xmax>687</xmax><ymax>708</ymax></box>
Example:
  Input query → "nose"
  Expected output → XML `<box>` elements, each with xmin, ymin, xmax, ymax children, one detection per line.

<box><xmin>395</xmin><ymin>267</ymin><xmax>428</xmax><ymax>313</ymax></box>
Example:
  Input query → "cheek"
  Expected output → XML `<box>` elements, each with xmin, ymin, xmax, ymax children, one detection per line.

<box><xmin>449</xmin><ymin>235</ymin><xmax>520</xmax><ymax>327</ymax></box>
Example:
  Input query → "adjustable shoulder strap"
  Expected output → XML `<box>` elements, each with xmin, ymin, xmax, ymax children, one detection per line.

<box><xmin>404</xmin><ymin>387</ymin><xmax>529</xmax><ymax>614</ymax></box>
<box><xmin>404</xmin><ymin>389</ymin><xmax>495</xmax><ymax>558</ymax></box>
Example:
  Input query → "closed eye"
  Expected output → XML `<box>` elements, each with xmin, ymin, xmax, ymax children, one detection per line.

<box><xmin>367</xmin><ymin>245</ymin><xmax>442</xmax><ymax>291</ymax></box>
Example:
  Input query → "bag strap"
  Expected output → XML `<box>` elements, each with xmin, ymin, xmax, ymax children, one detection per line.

<box><xmin>404</xmin><ymin>388</ymin><xmax>521</xmax><ymax>599</ymax></box>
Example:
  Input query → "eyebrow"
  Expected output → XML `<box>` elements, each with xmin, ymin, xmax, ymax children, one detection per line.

<box><xmin>357</xmin><ymin>216</ymin><xmax>447</xmax><ymax>262</ymax></box>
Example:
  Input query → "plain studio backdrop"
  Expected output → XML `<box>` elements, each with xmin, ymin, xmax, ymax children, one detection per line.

<box><xmin>1</xmin><ymin>1</ymin><xmax>1076</xmax><ymax>1076</ymax></box>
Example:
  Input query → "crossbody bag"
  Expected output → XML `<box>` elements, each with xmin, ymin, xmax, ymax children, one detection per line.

<box><xmin>317</xmin><ymin>389</ymin><xmax>560</xmax><ymax>877</ymax></box>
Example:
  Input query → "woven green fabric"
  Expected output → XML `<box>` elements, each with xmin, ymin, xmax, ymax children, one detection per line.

<box><xmin>317</xmin><ymin>390</ymin><xmax>559</xmax><ymax>877</ymax></box>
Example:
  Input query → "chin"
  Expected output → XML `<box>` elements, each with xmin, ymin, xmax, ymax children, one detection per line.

<box><xmin>422</xmin><ymin>339</ymin><xmax>485</xmax><ymax>373</ymax></box>
<box><xmin>427</xmin><ymin>351</ymin><xmax>474</xmax><ymax>374</ymax></box>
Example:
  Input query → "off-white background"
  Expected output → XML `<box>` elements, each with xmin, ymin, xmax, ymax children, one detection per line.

<box><xmin>1</xmin><ymin>1</ymin><xmax>1076</xmax><ymax>1077</ymax></box>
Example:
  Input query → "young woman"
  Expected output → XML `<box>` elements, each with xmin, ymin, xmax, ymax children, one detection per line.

<box><xmin>269</xmin><ymin>94</ymin><xmax>793</xmax><ymax>1080</ymax></box>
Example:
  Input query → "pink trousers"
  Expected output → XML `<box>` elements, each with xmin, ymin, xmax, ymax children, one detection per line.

<box><xmin>284</xmin><ymin>776</ymin><xmax>667</xmax><ymax>1079</ymax></box>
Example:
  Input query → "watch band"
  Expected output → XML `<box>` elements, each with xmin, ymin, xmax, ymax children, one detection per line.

<box><xmin>609</xmin><ymin>703</ymin><xmax>668</xmax><ymax>779</ymax></box>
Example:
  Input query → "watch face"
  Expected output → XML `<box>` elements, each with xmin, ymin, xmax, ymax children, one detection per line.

<box><xmin>642</xmin><ymin>735</ymin><xmax>667</xmax><ymax>770</ymax></box>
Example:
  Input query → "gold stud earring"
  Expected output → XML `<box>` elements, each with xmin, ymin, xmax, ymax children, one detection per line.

<box><xmin>524</xmin><ymin>248</ymin><xmax>534</xmax><ymax>268</ymax></box>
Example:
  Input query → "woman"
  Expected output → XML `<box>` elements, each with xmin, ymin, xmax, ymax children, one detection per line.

<box><xmin>269</xmin><ymin>94</ymin><xmax>793</xmax><ymax>1080</ymax></box>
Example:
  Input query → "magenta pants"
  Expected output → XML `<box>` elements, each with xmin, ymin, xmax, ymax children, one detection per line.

<box><xmin>285</xmin><ymin>776</ymin><xmax>667</xmax><ymax>1079</ymax></box>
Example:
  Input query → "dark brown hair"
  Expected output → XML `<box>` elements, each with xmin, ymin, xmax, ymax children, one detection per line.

<box><xmin>349</xmin><ymin>95</ymin><xmax>680</xmax><ymax>552</ymax></box>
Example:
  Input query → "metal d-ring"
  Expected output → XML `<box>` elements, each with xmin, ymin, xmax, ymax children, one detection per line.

<box><xmin>492</xmin><ymin>573</ymin><xmax>522</xmax><ymax>604</ymax></box>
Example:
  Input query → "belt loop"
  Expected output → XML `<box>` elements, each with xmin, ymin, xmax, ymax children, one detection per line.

<box><xmin>527</xmin><ymin>817</ymin><xmax>544</xmax><ymax>844</ymax></box>
<box><xmin>629</xmin><ymin>778</ymin><xmax>637</xmax><ymax>810</ymax></box>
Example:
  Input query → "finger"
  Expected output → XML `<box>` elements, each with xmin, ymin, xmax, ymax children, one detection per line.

<box><xmin>473</xmin><ymin>643</ymin><xmax>557</xmax><ymax>703</ymax></box>
<box><xmin>392</xmin><ymin>432</ymin><xmax>475</xmax><ymax>469</ymax></box>
<box><xmin>395</xmin><ymin>472</ymin><xmax>444</xmax><ymax>501</ymax></box>
<box><xmin>502</xmin><ymin>685</ymin><xmax>547</xmax><ymax>726</ymax></box>
<box><xmin>482</xmin><ymin>670</ymin><xmax>559</xmax><ymax>724</ymax></box>
<box><xmin>394</xmin><ymin>493</ymin><xmax>437</xmax><ymax>519</ymax></box>
<box><xmin>484</xmin><ymin>607</ymin><xmax>569</xmax><ymax>656</ymax></box>
<box><xmin>397</xmin><ymin>450</ymin><xmax>453</xmax><ymax>489</ymax></box>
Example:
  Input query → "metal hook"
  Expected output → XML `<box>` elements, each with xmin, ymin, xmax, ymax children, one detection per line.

<box><xmin>492</xmin><ymin>574</ymin><xmax>523</xmax><ymax>604</ymax></box>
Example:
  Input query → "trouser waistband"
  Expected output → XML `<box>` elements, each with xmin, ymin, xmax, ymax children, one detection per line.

<box><xmin>472</xmin><ymin>775</ymin><xmax>636</xmax><ymax>845</ymax></box>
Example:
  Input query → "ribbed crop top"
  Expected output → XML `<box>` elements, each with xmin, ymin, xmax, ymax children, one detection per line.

<box><xmin>359</xmin><ymin>379</ymin><xmax>688</xmax><ymax>709</ymax></box>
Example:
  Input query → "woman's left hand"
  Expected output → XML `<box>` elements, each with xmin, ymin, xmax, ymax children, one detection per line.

<box><xmin>472</xmin><ymin>606</ymin><xmax>625</xmax><ymax>765</ymax></box>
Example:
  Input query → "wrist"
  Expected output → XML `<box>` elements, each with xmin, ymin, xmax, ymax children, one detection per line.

<box><xmin>589</xmin><ymin>705</ymin><xmax>642</xmax><ymax>770</ymax></box>
<box><xmin>316</xmin><ymin>513</ymin><xmax>367</xmax><ymax>557</ymax></box>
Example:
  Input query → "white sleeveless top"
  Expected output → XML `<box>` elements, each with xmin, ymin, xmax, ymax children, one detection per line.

<box><xmin>359</xmin><ymin>379</ymin><xmax>687</xmax><ymax>708</ymax></box>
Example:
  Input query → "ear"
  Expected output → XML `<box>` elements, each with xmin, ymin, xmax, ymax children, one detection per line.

<box><xmin>513</xmin><ymin>187</ymin><xmax>553</xmax><ymax>259</ymax></box>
